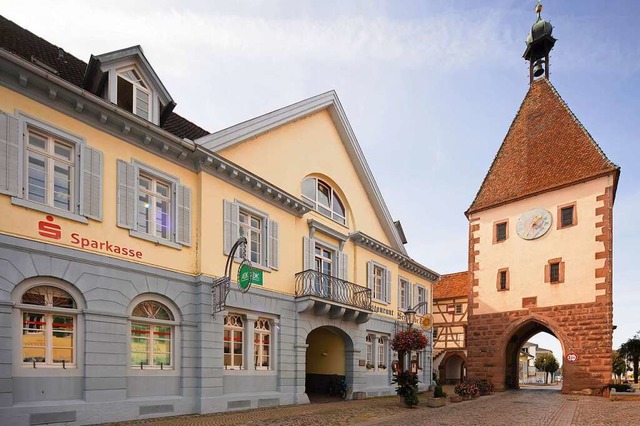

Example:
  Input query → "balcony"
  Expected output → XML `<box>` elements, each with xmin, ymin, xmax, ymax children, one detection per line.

<box><xmin>294</xmin><ymin>269</ymin><xmax>372</xmax><ymax>323</ymax></box>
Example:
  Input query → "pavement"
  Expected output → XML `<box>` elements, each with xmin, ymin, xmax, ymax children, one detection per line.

<box><xmin>100</xmin><ymin>388</ymin><xmax>640</xmax><ymax>426</ymax></box>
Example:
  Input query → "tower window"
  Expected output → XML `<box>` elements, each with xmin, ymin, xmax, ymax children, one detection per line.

<box><xmin>549</xmin><ymin>263</ymin><xmax>560</xmax><ymax>283</ymax></box>
<box><xmin>545</xmin><ymin>258</ymin><xmax>565</xmax><ymax>284</ymax></box>
<box><xmin>497</xmin><ymin>269</ymin><xmax>509</xmax><ymax>291</ymax></box>
<box><xmin>558</xmin><ymin>203</ymin><xmax>577</xmax><ymax>229</ymax></box>
<box><xmin>495</xmin><ymin>221</ymin><xmax>508</xmax><ymax>243</ymax></box>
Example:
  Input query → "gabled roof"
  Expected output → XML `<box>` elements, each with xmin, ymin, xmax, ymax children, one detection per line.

<box><xmin>467</xmin><ymin>78</ymin><xmax>619</xmax><ymax>216</ymax></box>
<box><xmin>197</xmin><ymin>91</ymin><xmax>407</xmax><ymax>253</ymax></box>
<box><xmin>0</xmin><ymin>15</ymin><xmax>208</xmax><ymax>141</ymax></box>
<box><xmin>434</xmin><ymin>271</ymin><xmax>468</xmax><ymax>299</ymax></box>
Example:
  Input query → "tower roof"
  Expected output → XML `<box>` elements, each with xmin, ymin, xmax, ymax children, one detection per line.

<box><xmin>466</xmin><ymin>78</ymin><xmax>619</xmax><ymax>216</ymax></box>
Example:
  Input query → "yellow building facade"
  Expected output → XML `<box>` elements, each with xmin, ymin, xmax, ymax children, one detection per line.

<box><xmin>0</xmin><ymin>16</ymin><xmax>438</xmax><ymax>424</ymax></box>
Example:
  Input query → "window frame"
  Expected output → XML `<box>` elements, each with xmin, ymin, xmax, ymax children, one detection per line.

<box><xmin>398</xmin><ymin>277</ymin><xmax>411</xmax><ymax>310</ymax></box>
<box><xmin>416</xmin><ymin>285</ymin><xmax>428</xmax><ymax>314</ymax></box>
<box><xmin>136</xmin><ymin>171</ymin><xmax>173</xmax><ymax>241</ymax></box>
<box><xmin>545</xmin><ymin>257</ymin><xmax>565</xmax><ymax>284</ymax></box>
<box><xmin>224</xmin><ymin>313</ymin><xmax>245</xmax><ymax>370</ymax></box>
<box><xmin>12</xmin><ymin>279</ymin><xmax>85</xmax><ymax>377</ymax></box>
<box><xmin>301</xmin><ymin>177</ymin><xmax>347</xmax><ymax>226</ymax></box>
<box><xmin>377</xmin><ymin>336</ymin><xmax>387</xmax><ymax>370</ymax></box>
<box><xmin>234</xmin><ymin>200</ymin><xmax>273</xmax><ymax>270</ymax></box>
<box><xmin>493</xmin><ymin>219</ymin><xmax>509</xmax><ymax>244</ymax></box>
<box><xmin>116</xmin><ymin>66</ymin><xmax>152</xmax><ymax>121</ymax></box>
<box><xmin>497</xmin><ymin>268</ymin><xmax>510</xmax><ymax>291</ymax></box>
<box><xmin>557</xmin><ymin>202</ymin><xmax>578</xmax><ymax>229</ymax></box>
<box><xmin>365</xmin><ymin>334</ymin><xmax>373</xmax><ymax>370</ymax></box>
<box><xmin>455</xmin><ymin>303</ymin><xmax>463</xmax><ymax>315</ymax></box>
<box><xmin>12</xmin><ymin>114</ymin><xmax>90</xmax><ymax>223</ymax></box>
<box><xmin>253</xmin><ymin>318</ymin><xmax>272</xmax><ymax>370</ymax></box>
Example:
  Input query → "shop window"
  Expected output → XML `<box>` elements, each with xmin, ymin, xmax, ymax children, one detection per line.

<box><xmin>377</xmin><ymin>336</ymin><xmax>387</xmax><ymax>370</ymax></box>
<box><xmin>224</xmin><ymin>314</ymin><xmax>244</xmax><ymax>369</ymax></box>
<box><xmin>254</xmin><ymin>318</ymin><xmax>271</xmax><ymax>370</ymax></box>
<box><xmin>365</xmin><ymin>335</ymin><xmax>373</xmax><ymax>370</ymax></box>
<box><xmin>130</xmin><ymin>300</ymin><xmax>175</xmax><ymax>369</ymax></box>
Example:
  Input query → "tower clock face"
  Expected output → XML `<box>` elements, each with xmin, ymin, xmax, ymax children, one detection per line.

<box><xmin>516</xmin><ymin>208</ymin><xmax>552</xmax><ymax>240</ymax></box>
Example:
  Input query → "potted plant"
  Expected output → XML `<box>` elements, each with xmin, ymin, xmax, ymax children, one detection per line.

<box><xmin>378</xmin><ymin>364</ymin><xmax>387</xmax><ymax>370</ymax></box>
<box><xmin>366</xmin><ymin>363</ymin><xmax>374</xmax><ymax>370</ymax></box>
<box><xmin>392</xmin><ymin>370</ymin><xmax>420</xmax><ymax>407</ymax></box>
<box><xmin>454</xmin><ymin>380</ymin><xmax>479</xmax><ymax>400</ymax></box>
<box><xmin>427</xmin><ymin>382</ymin><xmax>447</xmax><ymax>408</ymax></box>
<box><xmin>477</xmin><ymin>379</ymin><xmax>494</xmax><ymax>396</ymax></box>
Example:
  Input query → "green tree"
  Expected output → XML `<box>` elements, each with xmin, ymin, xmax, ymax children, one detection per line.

<box><xmin>612</xmin><ymin>350</ymin><xmax>628</xmax><ymax>384</ymax></box>
<box><xmin>534</xmin><ymin>353</ymin><xmax>560</xmax><ymax>384</ymax></box>
<box><xmin>619</xmin><ymin>331</ymin><xmax>640</xmax><ymax>384</ymax></box>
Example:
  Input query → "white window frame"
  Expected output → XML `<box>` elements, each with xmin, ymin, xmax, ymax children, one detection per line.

<box><xmin>224</xmin><ymin>313</ymin><xmax>245</xmax><ymax>370</ymax></box>
<box><xmin>416</xmin><ymin>286</ymin><xmax>427</xmax><ymax>314</ymax></box>
<box><xmin>373</xmin><ymin>265</ymin><xmax>384</xmax><ymax>301</ymax></box>
<box><xmin>12</xmin><ymin>114</ymin><xmax>89</xmax><ymax>223</ymax></box>
<box><xmin>377</xmin><ymin>336</ymin><xmax>387</xmax><ymax>370</ymax></box>
<box><xmin>116</xmin><ymin>66</ymin><xmax>152</xmax><ymax>121</ymax></box>
<box><xmin>301</xmin><ymin>177</ymin><xmax>347</xmax><ymax>225</ymax></box>
<box><xmin>12</xmin><ymin>278</ymin><xmax>85</xmax><ymax>377</ymax></box>
<box><xmin>136</xmin><ymin>171</ymin><xmax>172</xmax><ymax>241</ymax></box>
<box><xmin>254</xmin><ymin>318</ymin><xmax>272</xmax><ymax>370</ymax></box>
<box><xmin>365</xmin><ymin>334</ymin><xmax>373</xmax><ymax>370</ymax></box>
<box><xmin>236</xmin><ymin>201</ymin><xmax>271</xmax><ymax>269</ymax></box>
<box><xmin>399</xmin><ymin>278</ymin><xmax>410</xmax><ymax>310</ymax></box>
<box><xmin>129</xmin><ymin>300</ymin><xmax>176</xmax><ymax>370</ymax></box>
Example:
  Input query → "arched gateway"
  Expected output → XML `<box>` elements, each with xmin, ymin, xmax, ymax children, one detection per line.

<box><xmin>305</xmin><ymin>326</ymin><xmax>354</xmax><ymax>396</ymax></box>
<box><xmin>464</xmin><ymin>4</ymin><xmax>619</xmax><ymax>395</ymax></box>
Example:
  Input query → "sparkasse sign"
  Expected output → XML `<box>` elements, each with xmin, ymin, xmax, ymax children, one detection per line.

<box><xmin>38</xmin><ymin>215</ymin><xmax>143</xmax><ymax>259</ymax></box>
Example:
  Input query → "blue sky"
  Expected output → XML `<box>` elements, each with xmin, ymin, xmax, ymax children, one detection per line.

<box><xmin>3</xmin><ymin>1</ymin><xmax>638</xmax><ymax>356</ymax></box>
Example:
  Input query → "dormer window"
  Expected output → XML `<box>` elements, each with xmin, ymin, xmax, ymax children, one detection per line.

<box><xmin>302</xmin><ymin>177</ymin><xmax>346</xmax><ymax>225</ymax></box>
<box><xmin>117</xmin><ymin>68</ymin><xmax>150</xmax><ymax>120</ymax></box>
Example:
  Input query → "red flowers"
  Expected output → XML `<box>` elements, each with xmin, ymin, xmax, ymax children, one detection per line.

<box><xmin>391</xmin><ymin>328</ymin><xmax>428</xmax><ymax>353</ymax></box>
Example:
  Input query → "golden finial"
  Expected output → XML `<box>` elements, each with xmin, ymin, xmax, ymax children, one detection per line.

<box><xmin>535</xmin><ymin>1</ymin><xmax>543</xmax><ymax>19</ymax></box>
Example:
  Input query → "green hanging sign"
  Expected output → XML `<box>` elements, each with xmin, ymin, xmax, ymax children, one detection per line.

<box><xmin>238</xmin><ymin>264</ymin><xmax>263</xmax><ymax>289</ymax></box>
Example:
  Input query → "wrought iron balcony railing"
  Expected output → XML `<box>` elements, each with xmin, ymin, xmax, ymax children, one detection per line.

<box><xmin>295</xmin><ymin>269</ymin><xmax>372</xmax><ymax>311</ymax></box>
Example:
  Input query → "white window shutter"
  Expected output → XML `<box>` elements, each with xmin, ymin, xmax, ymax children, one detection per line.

<box><xmin>176</xmin><ymin>183</ymin><xmax>191</xmax><ymax>246</ymax></box>
<box><xmin>268</xmin><ymin>219</ymin><xmax>279</xmax><ymax>269</ymax></box>
<box><xmin>0</xmin><ymin>111</ymin><xmax>20</xmax><ymax>196</ymax></box>
<box><xmin>412</xmin><ymin>283</ymin><xmax>417</xmax><ymax>308</ymax></box>
<box><xmin>80</xmin><ymin>145</ymin><xmax>103</xmax><ymax>221</ymax></box>
<box><xmin>367</xmin><ymin>261</ymin><xmax>373</xmax><ymax>290</ymax></box>
<box><xmin>385</xmin><ymin>269</ymin><xmax>392</xmax><ymax>303</ymax></box>
<box><xmin>223</xmin><ymin>200</ymin><xmax>239</xmax><ymax>255</ymax></box>
<box><xmin>398</xmin><ymin>278</ymin><xmax>402</xmax><ymax>310</ymax></box>
<box><xmin>424</xmin><ymin>289</ymin><xmax>429</xmax><ymax>314</ymax></box>
<box><xmin>338</xmin><ymin>252</ymin><xmax>348</xmax><ymax>281</ymax></box>
<box><xmin>116</xmin><ymin>159</ymin><xmax>136</xmax><ymax>229</ymax></box>
<box><xmin>303</xmin><ymin>236</ymin><xmax>314</xmax><ymax>270</ymax></box>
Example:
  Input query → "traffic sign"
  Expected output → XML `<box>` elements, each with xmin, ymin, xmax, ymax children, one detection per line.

<box><xmin>566</xmin><ymin>352</ymin><xmax>578</xmax><ymax>363</ymax></box>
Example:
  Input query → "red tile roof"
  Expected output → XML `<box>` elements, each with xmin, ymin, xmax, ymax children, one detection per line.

<box><xmin>467</xmin><ymin>78</ymin><xmax>619</xmax><ymax>215</ymax></box>
<box><xmin>0</xmin><ymin>15</ymin><xmax>209</xmax><ymax>141</ymax></box>
<box><xmin>434</xmin><ymin>271</ymin><xmax>468</xmax><ymax>300</ymax></box>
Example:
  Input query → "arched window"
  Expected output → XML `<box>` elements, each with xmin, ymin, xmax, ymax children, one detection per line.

<box><xmin>254</xmin><ymin>318</ymin><xmax>271</xmax><ymax>370</ymax></box>
<box><xmin>301</xmin><ymin>178</ymin><xmax>346</xmax><ymax>225</ymax></box>
<box><xmin>224</xmin><ymin>314</ymin><xmax>244</xmax><ymax>369</ymax></box>
<box><xmin>130</xmin><ymin>300</ymin><xmax>175</xmax><ymax>369</ymax></box>
<box><xmin>21</xmin><ymin>286</ymin><xmax>77</xmax><ymax>366</ymax></box>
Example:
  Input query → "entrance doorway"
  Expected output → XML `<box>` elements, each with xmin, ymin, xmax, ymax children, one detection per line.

<box><xmin>438</xmin><ymin>352</ymin><xmax>466</xmax><ymax>385</ymax></box>
<box><xmin>504</xmin><ymin>320</ymin><xmax>564</xmax><ymax>390</ymax></box>
<box><xmin>305</xmin><ymin>326</ymin><xmax>353</xmax><ymax>400</ymax></box>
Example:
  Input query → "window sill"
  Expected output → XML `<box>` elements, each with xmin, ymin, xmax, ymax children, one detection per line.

<box><xmin>373</xmin><ymin>298</ymin><xmax>390</xmax><ymax>305</ymax></box>
<box><xmin>12</xmin><ymin>197</ymin><xmax>89</xmax><ymax>224</ymax></box>
<box><xmin>129</xmin><ymin>230</ymin><xmax>182</xmax><ymax>249</ymax></box>
<box><xmin>129</xmin><ymin>366</ymin><xmax>178</xmax><ymax>376</ymax></box>
<box><xmin>233</xmin><ymin>258</ymin><xmax>271</xmax><ymax>273</ymax></box>
<box><xmin>223</xmin><ymin>369</ymin><xmax>276</xmax><ymax>375</ymax></box>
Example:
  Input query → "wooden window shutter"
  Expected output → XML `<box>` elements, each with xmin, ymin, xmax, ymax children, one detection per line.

<box><xmin>268</xmin><ymin>219</ymin><xmax>279</xmax><ymax>269</ymax></box>
<box><xmin>223</xmin><ymin>200</ymin><xmax>239</xmax><ymax>255</ymax></box>
<box><xmin>176</xmin><ymin>183</ymin><xmax>191</xmax><ymax>246</ymax></box>
<box><xmin>0</xmin><ymin>111</ymin><xmax>20</xmax><ymax>196</ymax></box>
<box><xmin>116</xmin><ymin>159</ymin><xmax>136</xmax><ymax>229</ymax></box>
<box><xmin>80</xmin><ymin>145</ymin><xmax>103</xmax><ymax>221</ymax></box>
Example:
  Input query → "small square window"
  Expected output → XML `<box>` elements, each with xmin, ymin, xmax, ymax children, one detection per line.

<box><xmin>455</xmin><ymin>304</ymin><xmax>463</xmax><ymax>314</ymax></box>
<box><xmin>496</xmin><ymin>222</ymin><xmax>507</xmax><ymax>242</ymax></box>
<box><xmin>561</xmin><ymin>206</ymin><xmax>574</xmax><ymax>228</ymax></box>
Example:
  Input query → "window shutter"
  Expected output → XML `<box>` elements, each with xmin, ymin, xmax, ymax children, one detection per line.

<box><xmin>0</xmin><ymin>111</ymin><xmax>20</xmax><ymax>196</ymax></box>
<box><xmin>338</xmin><ymin>252</ymin><xmax>348</xmax><ymax>281</ymax></box>
<box><xmin>80</xmin><ymin>145</ymin><xmax>103</xmax><ymax>220</ymax></box>
<box><xmin>424</xmin><ymin>289</ymin><xmax>429</xmax><ymax>314</ymax></box>
<box><xmin>268</xmin><ymin>219</ymin><xmax>279</xmax><ymax>269</ymax></box>
<box><xmin>385</xmin><ymin>269</ymin><xmax>392</xmax><ymax>303</ymax></box>
<box><xmin>367</xmin><ymin>261</ymin><xmax>373</xmax><ymax>290</ymax></box>
<box><xmin>412</xmin><ymin>283</ymin><xmax>417</xmax><ymax>308</ymax></box>
<box><xmin>176</xmin><ymin>183</ymin><xmax>191</xmax><ymax>246</ymax></box>
<box><xmin>116</xmin><ymin>160</ymin><xmax>136</xmax><ymax>229</ymax></box>
<box><xmin>303</xmin><ymin>236</ymin><xmax>314</xmax><ymax>270</ymax></box>
<box><xmin>223</xmin><ymin>200</ymin><xmax>239</xmax><ymax>256</ymax></box>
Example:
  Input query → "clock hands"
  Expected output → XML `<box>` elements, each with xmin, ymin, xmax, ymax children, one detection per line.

<box><xmin>526</xmin><ymin>214</ymin><xmax>542</xmax><ymax>238</ymax></box>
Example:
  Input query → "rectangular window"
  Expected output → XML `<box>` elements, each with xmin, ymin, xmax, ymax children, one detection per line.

<box><xmin>239</xmin><ymin>210</ymin><xmax>262</xmax><ymax>264</ymax></box>
<box><xmin>22</xmin><ymin>312</ymin><xmax>74</xmax><ymax>365</ymax></box>
<box><xmin>26</xmin><ymin>129</ymin><xmax>75</xmax><ymax>211</ymax></box>
<box><xmin>365</xmin><ymin>335</ymin><xmax>373</xmax><ymax>369</ymax></box>
<box><xmin>314</xmin><ymin>244</ymin><xmax>333</xmax><ymax>297</ymax></box>
<box><xmin>433</xmin><ymin>327</ymin><xmax>438</xmax><ymax>339</ymax></box>
<box><xmin>545</xmin><ymin>258</ymin><xmax>565</xmax><ymax>284</ymax></box>
<box><xmin>455</xmin><ymin>304</ymin><xmax>463</xmax><ymax>314</ymax></box>
<box><xmin>495</xmin><ymin>222</ymin><xmax>507</xmax><ymax>242</ymax></box>
<box><xmin>254</xmin><ymin>318</ymin><xmax>271</xmax><ymax>370</ymax></box>
<box><xmin>224</xmin><ymin>314</ymin><xmax>244</xmax><ymax>369</ymax></box>
<box><xmin>399</xmin><ymin>279</ymin><xmax>409</xmax><ymax>310</ymax></box>
<box><xmin>377</xmin><ymin>337</ymin><xmax>386</xmax><ymax>369</ymax></box>
<box><xmin>560</xmin><ymin>206</ymin><xmax>575</xmax><ymax>228</ymax></box>
<box><xmin>497</xmin><ymin>269</ymin><xmax>509</xmax><ymax>291</ymax></box>
<box><xmin>550</xmin><ymin>263</ymin><xmax>560</xmax><ymax>282</ymax></box>
<box><xmin>137</xmin><ymin>172</ymin><xmax>172</xmax><ymax>240</ymax></box>
<box><xmin>373</xmin><ymin>266</ymin><xmax>384</xmax><ymax>300</ymax></box>
<box><xmin>417</xmin><ymin>287</ymin><xmax>427</xmax><ymax>314</ymax></box>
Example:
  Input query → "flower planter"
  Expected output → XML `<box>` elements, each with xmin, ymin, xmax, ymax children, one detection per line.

<box><xmin>449</xmin><ymin>395</ymin><xmax>462</xmax><ymax>403</ymax></box>
<box><xmin>427</xmin><ymin>397</ymin><xmax>446</xmax><ymax>408</ymax></box>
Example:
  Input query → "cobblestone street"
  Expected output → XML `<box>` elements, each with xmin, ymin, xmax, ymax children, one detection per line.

<box><xmin>101</xmin><ymin>389</ymin><xmax>640</xmax><ymax>426</ymax></box>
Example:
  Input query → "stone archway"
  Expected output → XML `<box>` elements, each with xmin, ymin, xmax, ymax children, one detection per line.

<box><xmin>305</xmin><ymin>326</ymin><xmax>354</xmax><ymax>397</ymax></box>
<box><xmin>502</xmin><ymin>319</ymin><xmax>564</xmax><ymax>390</ymax></box>
<box><xmin>438</xmin><ymin>352</ymin><xmax>467</xmax><ymax>385</ymax></box>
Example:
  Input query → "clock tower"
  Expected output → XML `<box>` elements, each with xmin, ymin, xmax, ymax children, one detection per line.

<box><xmin>464</xmin><ymin>3</ymin><xmax>619</xmax><ymax>394</ymax></box>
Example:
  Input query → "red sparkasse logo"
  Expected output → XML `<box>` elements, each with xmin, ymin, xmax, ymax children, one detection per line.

<box><xmin>36</xmin><ymin>215</ymin><xmax>143</xmax><ymax>259</ymax></box>
<box><xmin>38</xmin><ymin>215</ymin><xmax>62</xmax><ymax>239</ymax></box>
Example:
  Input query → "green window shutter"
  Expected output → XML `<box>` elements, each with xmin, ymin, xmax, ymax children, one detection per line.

<box><xmin>303</xmin><ymin>236</ymin><xmax>314</xmax><ymax>271</ymax></box>
<box><xmin>116</xmin><ymin>159</ymin><xmax>136</xmax><ymax>229</ymax></box>
<box><xmin>268</xmin><ymin>219</ymin><xmax>279</xmax><ymax>269</ymax></box>
<box><xmin>223</xmin><ymin>200</ymin><xmax>239</xmax><ymax>255</ymax></box>
<box><xmin>385</xmin><ymin>269</ymin><xmax>392</xmax><ymax>303</ymax></box>
<box><xmin>338</xmin><ymin>252</ymin><xmax>348</xmax><ymax>281</ymax></box>
<box><xmin>0</xmin><ymin>111</ymin><xmax>20</xmax><ymax>196</ymax></box>
<box><xmin>176</xmin><ymin>183</ymin><xmax>191</xmax><ymax>246</ymax></box>
<box><xmin>80</xmin><ymin>145</ymin><xmax>103</xmax><ymax>221</ymax></box>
